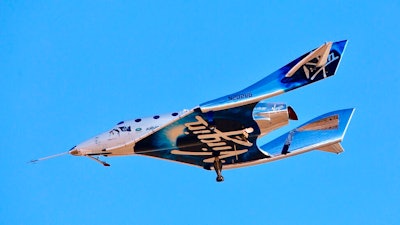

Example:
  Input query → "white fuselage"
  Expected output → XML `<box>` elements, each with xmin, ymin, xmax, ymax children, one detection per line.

<box><xmin>69</xmin><ymin>110</ymin><xmax>190</xmax><ymax>157</ymax></box>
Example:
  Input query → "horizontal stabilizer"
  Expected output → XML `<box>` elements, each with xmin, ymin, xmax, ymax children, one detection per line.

<box><xmin>297</xmin><ymin>114</ymin><xmax>338</xmax><ymax>131</ymax></box>
<box><xmin>222</xmin><ymin>108</ymin><xmax>354</xmax><ymax>170</ymax></box>
<box><xmin>259</xmin><ymin>108</ymin><xmax>354</xmax><ymax>157</ymax></box>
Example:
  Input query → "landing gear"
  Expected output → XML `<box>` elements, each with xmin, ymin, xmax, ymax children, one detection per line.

<box><xmin>213</xmin><ymin>156</ymin><xmax>224</xmax><ymax>182</ymax></box>
<box><xmin>281</xmin><ymin>130</ymin><xmax>296</xmax><ymax>155</ymax></box>
<box><xmin>86</xmin><ymin>155</ymin><xmax>110</xmax><ymax>166</ymax></box>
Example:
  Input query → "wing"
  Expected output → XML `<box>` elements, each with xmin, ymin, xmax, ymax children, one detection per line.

<box><xmin>200</xmin><ymin>40</ymin><xmax>348</xmax><ymax>112</ymax></box>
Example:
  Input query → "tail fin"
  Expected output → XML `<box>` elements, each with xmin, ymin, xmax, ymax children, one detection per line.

<box><xmin>200</xmin><ymin>40</ymin><xmax>348</xmax><ymax>112</ymax></box>
<box><xmin>281</xmin><ymin>40</ymin><xmax>347</xmax><ymax>83</ymax></box>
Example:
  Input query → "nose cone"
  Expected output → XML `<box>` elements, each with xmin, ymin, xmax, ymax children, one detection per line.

<box><xmin>69</xmin><ymin>146</ymin><xmax>82</xmax><ymax>156</ymax></box>
<box><xmin>70</xmin><ymin>135</ymin><xmax>103</xmax><ymax>156</ymax></box>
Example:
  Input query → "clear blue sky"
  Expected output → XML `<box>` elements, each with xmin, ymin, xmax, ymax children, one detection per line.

<box><xmin>1</xmin><ymin>1</ymin><xmax>399</xmax><ymax>224</ymax></box>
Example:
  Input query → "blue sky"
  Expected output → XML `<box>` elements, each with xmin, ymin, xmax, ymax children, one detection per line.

<box><xmin>1</xmin><ymin>1</ymin><xmax>399</xmax><ymax>224</ymax></box>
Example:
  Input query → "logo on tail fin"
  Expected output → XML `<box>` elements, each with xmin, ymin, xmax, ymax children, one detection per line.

<box><xmin>302</xmin><ymin>52</ymin><xmax>340</xmax><ymax>81</ymax></box>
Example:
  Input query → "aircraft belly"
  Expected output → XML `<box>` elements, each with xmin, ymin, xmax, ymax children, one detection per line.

<box><xmin>107</xmin><ymin>143</ymin><xmax>135</xmax><ymax>156</ymax></box>
<box><xmin>133</xmin><ymin>105</ymin><xmax>269</xmax><ymax>168</ymax></box>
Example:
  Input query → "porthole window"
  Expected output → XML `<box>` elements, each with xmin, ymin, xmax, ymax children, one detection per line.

<box><xmin>172</xmin><ymin>112</ymin><xmax>178</xmax><ymax>116</ymax></box>
<box><xmin>135</xmin><ymin>119</ymin><xmax>142</xmax><ymax>122</ymax></box>
<box><xmin>153</xmin><ymin>115</ymin><xmax>160</xmax><ymax>119</ymax></box>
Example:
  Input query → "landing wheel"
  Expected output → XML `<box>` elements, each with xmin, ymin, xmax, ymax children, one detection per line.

<box><xmin>213</xmin><ymin>156</ymin><xmax>224</xmax><ymax>182</ymax></box>
<box><xmin>209</xmin><ymin>124</ymin><xmax>216</xmax><ymax>131</ymax></box>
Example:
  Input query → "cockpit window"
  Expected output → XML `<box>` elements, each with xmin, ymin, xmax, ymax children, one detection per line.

<box><xmin>135</xmin><ymin>119</ymin><xmax>142</xmax><ymax>122</ymax></box>
<box><xmin>117</xmin><ymin>121</ymin><xmax>124</xmax><ymax>125</ymax></box>
<box><xmin>119</xmin><ymin>126</ymin><xmax>131</xmax><ymax>132</ymax></box>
